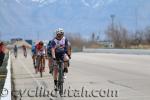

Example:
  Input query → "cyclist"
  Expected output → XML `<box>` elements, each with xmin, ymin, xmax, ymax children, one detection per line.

<box><xmin>0</xmin><ymin>42</ymin><xmax>5</xmax><ymax>66</ymax></box>
<box><xmin>51</xmin><ymin>28</ymin><xmax>71</xmax><ymax>89</ymax></box>
<box><xmin>31</xmin><ymin>42</ymin><xmax>37</xmax><ymax>68</ymax></box>
<box><xmin>14</xmin><ymin>45</ymin><xmax>18</xmax><ymax>58</ymax></box>
<box><xmin>22</xmin><ymin>45</ymin><xmax>27</xmax><ymax>57</ymax></box>
<box><xmin>35</xmin><ymin>41</ymin><xmax>46</xmax><ymax>72</ymax></box>
<box><xmin>47</xmin><ymin>40</ymin><xmax>53</xmax><ymax>74</ymax></box>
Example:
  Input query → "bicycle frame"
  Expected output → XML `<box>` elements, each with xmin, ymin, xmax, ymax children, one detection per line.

<box><xmin>36</xmin><ymin>55</ymin><xmax>45</xmax><ymax>77</ymax></box>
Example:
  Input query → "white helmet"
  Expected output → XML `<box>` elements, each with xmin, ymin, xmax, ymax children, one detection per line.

<box><xmin>56</xmin><ymin>28</ymin><xmax>64</xmax><ymax>35</ymax></box>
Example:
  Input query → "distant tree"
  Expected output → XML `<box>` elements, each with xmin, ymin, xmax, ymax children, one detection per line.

<box><xmin>144</xmin><ymin>27</ymin><xmax>150</xmax><ymax>44</ymax></box>
<box><xmin>119</xmin><ymin>25</ymin><xmax>129</xmax><ymax>48</ymax></box>
<box><xmin>65</xmin><ymin>32</ymin><xmax>85</xmax><ymax>49</ymax></box>
<box><xmin>130</xmin><ymin>31</ymin><xmax>144</xmax><ymax>46</ymax></box>
<box><xmin>91</xmin><ymin>33</ymin><xmax>96</xmax><ymax>42</ymax></box>
<box><xmin>105</xmin><ymin>23</ymin><xmax>129</xmax><ymax>48</ymax></box>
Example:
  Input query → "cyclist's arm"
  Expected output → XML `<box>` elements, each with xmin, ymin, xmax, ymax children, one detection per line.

<box><xmin>65</xmin><ymin>39</ymin><xmax>72</xmax><ymax>58</ymax></box>
<box><xmin>35</xmin><ymin>45</ymin><xmax>38</xmax><ymax>55</ymax></box>
<box><xmin>51</xmin><ymin>40</ymin><xmax>56</xmax><ymax>59</ymax></box>
<box><xmin>51</xmin><ymin>48</ymin><xmax>55</xmax><ymax>59</ymax></box>
<box><xmin>44</xmin><ymin>46</ymin><xmax>47</xmax><ymax>57</ymax></box>
<box><xmin>68</xmin><ymin>41</ymin><xmax>72</xmax><ymax>56</ymax></box>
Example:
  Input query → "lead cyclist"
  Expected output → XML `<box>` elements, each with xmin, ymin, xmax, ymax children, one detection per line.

<box><xmin>51</xmin><ymin>28</ymin><xmax>71</xmax><ymax>89</ymax></box>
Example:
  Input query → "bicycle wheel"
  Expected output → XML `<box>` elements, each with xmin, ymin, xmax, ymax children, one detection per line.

<box><xmin>40</xmin><ymin>69</ymin><xmax>42</xmax><ymax>77</ymax></box>
<box><xmin>40</xmin><ymin>61</ymin><xmax>43</xmax><ymax>77</ymax></box>
<box><xmin>58</xmin><ymin>61</ymin><xmax>64</xmax><ymax>96</ymax></box>
<box><xmin>40</xmin><ymin>59</ymin><xmax>43</xmax><ymax>77</ymax></box>
<box><xmin>59</xmin><ymin>82</ymin><xmax>63</xmax><ymax>96</ymax></box>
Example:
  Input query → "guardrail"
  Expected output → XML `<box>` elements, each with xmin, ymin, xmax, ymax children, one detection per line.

<box><xmin>0</xmin><ymin>52</ymin><xmax>11</xmax><ymax>100</ymax></box>
<box><xmin>83</xmin><ymin>48</ymin><xmax>150</xmax><ymax>55</ymax></box>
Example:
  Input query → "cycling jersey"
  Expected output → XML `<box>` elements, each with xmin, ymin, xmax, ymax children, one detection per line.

<box><xmin>36</xmin><ymin>44</ymin><xmax>45</xmax><ymax>56</ymax></box>
<box><xmin>51</xmin><ymin>37</ymin><xmax>68</xmax><ymax>54</ymax></box>
<box><xmin>31</xmin><ymin>45</ymin><xmax>36</xmax><ymax>55</ymax></box>
<box><xmin>51</xmin><ymin>36</ymin><xmax>69</xmax><ymax>60</ymax></box>
<box><xmin>47</xmin><ymin>40</ymin><xmax>52</xmax><ymax>57</ymax></box>
<box><xmin>14</xmin><ymin>46</ymin><xmax>18</xmax><ymax>52</ymax></box>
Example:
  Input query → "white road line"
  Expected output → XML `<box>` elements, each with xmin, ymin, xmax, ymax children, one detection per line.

<box><xmin>17</xmin><ymin>58</ymin><xmax>41</xmax><ymax>87</ymax></box>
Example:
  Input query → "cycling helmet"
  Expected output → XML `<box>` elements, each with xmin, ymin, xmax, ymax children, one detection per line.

<box><xmin>56</xmin><ymin>28</ymin><xmax>64</xmax><ymax>35</ymax></box>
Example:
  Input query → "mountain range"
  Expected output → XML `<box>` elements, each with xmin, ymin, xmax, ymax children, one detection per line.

<box><xmin>0</xmin><ymin>0</ymin><xmax>150</xmax><ymax>40</ymax></box>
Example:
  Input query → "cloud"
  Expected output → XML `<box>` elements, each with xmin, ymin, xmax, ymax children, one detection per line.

<box><xmin>81</xmin><ymin>0</ymin><xmax>90</xmax><ymax>7</ymax></box>
<box><xmin>46</xmin><ymin>0</ymin><xmax>57</xmax><ymax>3</ymax></box>
<box><xmin>107</xmin><ymin>0</ymin><xmax>115</xmax><ymax>3</ymax></box>
<box><xmin>93</xmin><ymin>0</ymin><xmax>104</xmax><ymax>8</ymax></box>
<box><xmin>32</xmin><ymin>0</ymin><xmax>40</xmax><ymax>2</ymax></box>
<box><xmin>82</xmin><ymin>0</ymin><xmax>117</xmax><ymax>8</ymax></box>
<box><xmin>15</xmin><ymin>0</ymin><xmax>22</xmax><ymax>4</ymax></box>
<box><xmin>15</xmin><ymin>0</ymin><xmax>58</xmax><ymax>7</ymax></box>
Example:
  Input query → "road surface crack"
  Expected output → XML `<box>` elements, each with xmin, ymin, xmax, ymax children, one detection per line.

<box><xmin>108</xmin><ymin>80</ymin><xmax>136</xmax><ymax>90</ymax></box>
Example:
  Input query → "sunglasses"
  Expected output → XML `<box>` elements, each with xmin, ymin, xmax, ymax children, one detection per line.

<box><xmin>57</xmin><ymin>32</ymin><xmax>64</xmax><ymax>34</ymax></box>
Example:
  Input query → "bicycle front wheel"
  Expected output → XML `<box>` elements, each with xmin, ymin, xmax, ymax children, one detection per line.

<box><xmin>58</xmin><ymin>61</ymin><xmax>64</xmax><ymax>96</ymax></box>
<box><xmin>40</xmin><ymin>61</ymin><xmax>43</xmax><ymax>78</ymax></box>
<box><xmin>40</xmin><ymin>69</ymin><xmax>42</xmax><ymax>77</ymax></box>
<box><xmin>59</xmin><ymin>82</ymin><xmax>63</xmax><ymax>96</ymax></box>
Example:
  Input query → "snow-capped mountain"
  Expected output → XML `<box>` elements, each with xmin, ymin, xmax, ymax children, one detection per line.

<box><xmin>0</xmin><ymin>0</ymin><xmax>150</xmax><ymax>40</ymax></box>
<box><xmin>15</xmin><ymin>0</ymin><xmax>58</xmax><ymax>7</ymax></box>
<box><xmin>15</xmin><ymin>0</ymin><xmax>115</xmax><ymax>8</ymax></box>
<box><xmin>81</xmin><ymin>0</ymin><xmax>117</xmax><ymax>8</ymax></box>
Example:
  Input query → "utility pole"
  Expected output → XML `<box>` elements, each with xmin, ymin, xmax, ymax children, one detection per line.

<box><xmin>110</xmin><ymin>14</ymin><xmax>115</xmax><ymax>30</ymax></box>
<box><xmin>110</xmin><ymin>14</ymin><xmax>115</xmax><ymax>39</ymax></box>
<box><xmin>135</xmin><ymin>8</ymin><xmax>138</xmax><ymax>32</ymax></box>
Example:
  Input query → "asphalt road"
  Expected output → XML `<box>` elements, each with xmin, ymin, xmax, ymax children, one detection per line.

<box><xmin>11</xmin><ymin>50</ymin><xmax>150</xmax><ymax>100</ymax></box>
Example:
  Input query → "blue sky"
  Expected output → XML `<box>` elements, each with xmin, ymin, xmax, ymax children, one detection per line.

<box><xmin>0</xmin><ymin>0</ymin><xmax>150</xmax><ymax>40</ymax></box>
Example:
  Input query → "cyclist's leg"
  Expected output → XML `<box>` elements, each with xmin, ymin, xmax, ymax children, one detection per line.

<box><xmin>54</xmin><ymin>69</ymin><xmax>58</xmax><ymax>89</ymax></box>
<box><xmin>43</xmin><ymin>56</ymin><xmax>45</xmax><ymax>67</ymax></box>
<box><xmin>25</xmin><ymin>49</ymin><xmax>27</xmax><ymax>57</ymax></box>
<box><xmin>14</xmin><ymin>51</ymin><xmax>16</xmax><ymax>57</ymax></box>
<box><xmin>53</xmin><ymin>59</ymin><xmax>58</xmax><ymax>89</ymax></box>
<box><xmin>39</xmin><ymin>55</ymin><xmax>44</xmax><ymax>72</ymax></box>
<box><xmin>36</xmin><ymin>56</ymin><xmax>40</xmax><ymax>71</ymax></box>
<box><xmin>42</xmin><ymin>51</ymin><xmax>46</xmax><ymax>69</ymax></box>
<box><xmin>23</xmin><ymin>49</ymin><xmax>24</xmax><ymax>55</ymax></box>
<box><xmin>48</xmin><ymin>56</ymin><xmax>53</xmax><ymax>73</ymax></box>
<box><xmin>41</xmin><ymin>55</ymin><xmax>45</xmax><ymax>71</ymax></box>
<box><xmin>63</xmin><ymin>54</ymin><xmax>69</xmax><ymax>73</ymax></box>
<box><xmin>14</xmin><ymin>50</ymin><xmax>17</xmax><ymax>58</ymax></box>
<box><xmin>16</xmin><ymin>50</ymin><xmax>18</xmax><ymax>57</ymax></box>
<box><xmin>32</xmin><ymin>55</ymin><xmax>36</xmax><ymax>68</ymax></box>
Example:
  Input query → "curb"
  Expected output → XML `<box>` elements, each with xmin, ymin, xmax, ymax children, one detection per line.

<box><xmin>1</xmin><ymin>52</ymin><xmax>11</xmax><ymax>100</ymax></box>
